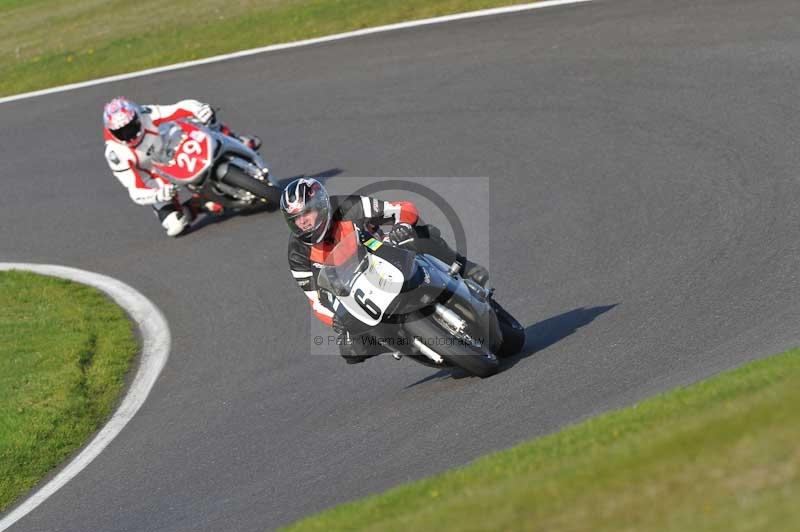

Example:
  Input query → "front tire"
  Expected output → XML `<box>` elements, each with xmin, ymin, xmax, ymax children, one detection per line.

<box><xmin>403</xmin><ymin>316</ymin><xmax>499</xmax><ymax>378</ymax></box>
<box><xmin>219</xmin><ymin>165</ymin><xmax>281</xmax><ymax>206</ymax></box>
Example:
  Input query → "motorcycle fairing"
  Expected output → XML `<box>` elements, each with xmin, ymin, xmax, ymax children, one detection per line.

<box><xmin>151</xmin><ymin>121</ymin><xmax>214</xmax><ymax>184</ymax></box>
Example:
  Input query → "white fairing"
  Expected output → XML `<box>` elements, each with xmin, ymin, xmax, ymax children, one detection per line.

<box><xmin>339</xmin><ymin>254</ymin><xmax>404</xmax><ymax>326</ymax></box>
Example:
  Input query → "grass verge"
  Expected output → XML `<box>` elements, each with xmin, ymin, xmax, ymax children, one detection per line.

<box><xmin>1</xmin><ymin>0</ymin><xmax>537</xmax><ymax>97</ymax></box>
<box><xmin>282</xmin><ymin>349</ymin><xmax>800</xmax><ymax>531</ymax></box>
<box><xmin>0</xmin><ymin>271</ymin><xmax>138</xmax><ymax>512</ymax></box>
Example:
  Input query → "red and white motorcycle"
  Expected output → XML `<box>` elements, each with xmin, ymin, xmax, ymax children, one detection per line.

<box><xmin>151</xmin><ymin>119</ymin><xmax>281</xmax><ymax>211</ymax></box>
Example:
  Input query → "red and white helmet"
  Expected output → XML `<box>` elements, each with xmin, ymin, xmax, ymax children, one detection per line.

<box><xmin>103</xmin><ymin>97</ymin><xmax>144</xmax><ymax>146</ymax></box>
<box><xmin>281</xmin><ymin>178</ymin><xmax>332</xmax><ymax>245</ymax></box>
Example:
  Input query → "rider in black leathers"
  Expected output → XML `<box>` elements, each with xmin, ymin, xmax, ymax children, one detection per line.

<box><xmin>282</xmin><ymin>178</ymin><xmax>489</xmax><ymax>364</ymax></box>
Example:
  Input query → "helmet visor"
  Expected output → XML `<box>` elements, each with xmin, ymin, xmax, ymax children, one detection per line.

<box><xmin>110</xmin><ymin>115</ymin><xmax>142</xmax><ymax>143</ymax></box>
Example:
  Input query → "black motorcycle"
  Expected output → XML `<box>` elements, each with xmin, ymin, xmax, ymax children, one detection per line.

<box><xmin>318</xmin><ymin>229</ymin><xmax>525</xmax><ymax>378</ymax></box>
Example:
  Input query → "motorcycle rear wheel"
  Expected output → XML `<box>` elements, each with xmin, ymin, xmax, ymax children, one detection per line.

<box><xmin>403</xmin><ymin>316</ymin><xmax>499</xmax><ymax>378</ymax></box>
<box><xmin>491</xmin><ymin>300</ymin><xmax>526</xmax><ymax>358</ymax></box>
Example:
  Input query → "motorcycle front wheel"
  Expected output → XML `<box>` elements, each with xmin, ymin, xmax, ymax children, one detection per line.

<box><xmin>403</xmin><ymin>316</ymin><xmax>499</xmax><ymax>378</ymax></box>
<box><xmin>218</xmin><ymin>165</ymin><xmax>281</xmax><ymax>206</ymax></box>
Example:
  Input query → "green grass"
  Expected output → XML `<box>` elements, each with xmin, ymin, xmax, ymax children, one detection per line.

<box><xmin>0</xmin><ymin>271</ymin><xmax>138</xmax><ymax>512</ymax></box>
<box><xmin>282</xmin><ymin>350</ymin><xmax>800</xmax><ymax>531</ymax></box>
<box><xmin>1</xmin><ymin>0</ymin><xmax>534</xmax><ymax>97</ymax></box>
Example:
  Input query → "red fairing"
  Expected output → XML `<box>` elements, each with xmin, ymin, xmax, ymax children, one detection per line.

<box><xmin>150</xmin><ymin>121</ymin><xmax>213</xmax><ymax>183</ymax></box>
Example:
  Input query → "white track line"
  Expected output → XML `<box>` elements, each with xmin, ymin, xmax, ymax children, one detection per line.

<box><xmin>0</xmin><ymin>264</ymin><xmax>170</xmax><ymax>532</ymax></box>
<box><xmin>0</xmin><ymin>0</ymin><xmax>593</xmax><ymax>106</ymax></box>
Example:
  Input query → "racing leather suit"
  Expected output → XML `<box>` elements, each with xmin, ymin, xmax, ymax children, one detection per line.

<box><xmin>288</xmin><ymin>195</ymin><xmax>470</xmax><ymax>363</ymax></box>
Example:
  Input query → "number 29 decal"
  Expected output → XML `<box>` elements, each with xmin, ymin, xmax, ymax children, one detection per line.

<box><xmin>176</xmin><ymin>139</ymin><xmax>203</xmax><ymax>173</ymax></box>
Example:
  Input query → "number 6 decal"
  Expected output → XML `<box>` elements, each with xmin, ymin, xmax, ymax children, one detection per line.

<box><xmin>354</xmin><ymin>288</ymin><xmax>381</xmax><ymax>320</ymax></box>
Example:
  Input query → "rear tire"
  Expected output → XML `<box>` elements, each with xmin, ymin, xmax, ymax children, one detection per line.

<box><xmin>403</xmin><ymin>316</ymin><xmax>499</xmax><ymax>378</ymax></box>
<box><xmin>219</xmin><ymin>165</ymin><xmax>281</xmax><ymax>206</ymax></box>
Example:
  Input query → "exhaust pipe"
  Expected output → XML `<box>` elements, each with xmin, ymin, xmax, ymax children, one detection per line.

<box><xmin>434</xmin><ymin>303</ymin><xmax>466</xmax><ymax>334</ymax></box>
<box><xmin>413</xmin><ymin>338</ymin><xmax>444</xmax><ymax>363</ymax></box>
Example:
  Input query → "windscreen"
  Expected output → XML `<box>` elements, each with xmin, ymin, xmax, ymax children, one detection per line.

<box><xmin>317</xmin><ymin>229</ymin><xmax>368</xmax><ymax>297</ymax></box>
<box><xmin>152</xmin><ymin>122</ymin><xmax>186</xmax><ymax>165</ymax></box>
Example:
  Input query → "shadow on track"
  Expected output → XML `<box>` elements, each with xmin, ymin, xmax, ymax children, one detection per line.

<box><xmin>405</xmin><ymin>304</ymin><xmax>618</xmax><ymax>387</ymax></box>
<box><xmin>183</xmin><ymin>168</ymin><xmax>344</xmax><ymax>235</ymax></box>
<box><xmin>500</xmin><ymin>304</ymin><xmax>618</xmax><ymax>370</ymax></box>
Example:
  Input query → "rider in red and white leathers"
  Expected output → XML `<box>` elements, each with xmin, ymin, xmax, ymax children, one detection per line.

<box><xmin>102</xmin><ymin>96</ymin><xmax>260</xmax><ymax>236</ymax></box>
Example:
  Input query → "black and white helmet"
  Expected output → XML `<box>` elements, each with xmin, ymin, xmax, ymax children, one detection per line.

<box><xmin>281</xmin><ymin>177</ymin><xmax>332</xmax><ymax>245</ymax></box>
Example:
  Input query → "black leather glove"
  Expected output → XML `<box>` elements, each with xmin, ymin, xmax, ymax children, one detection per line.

<box><xmin>387</xmin><ymin>222</ymin><xmax>415</xmax><ymax>246</ymax></box>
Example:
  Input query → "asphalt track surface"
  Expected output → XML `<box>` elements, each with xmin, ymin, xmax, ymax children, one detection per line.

<box><xmin>3</xmin><ymin>0</ymin><xmax>800</xmax><ymax>530</ymax></box>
